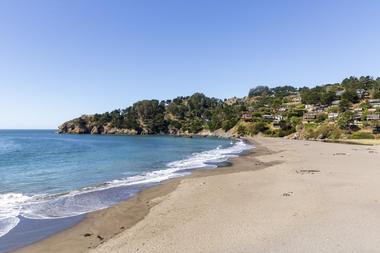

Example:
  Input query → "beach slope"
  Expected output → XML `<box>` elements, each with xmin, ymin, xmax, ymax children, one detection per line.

<box><xmin>91</xmin><ymin>137</ymin><xmax>380</xmax><ymax>253</ymax></box>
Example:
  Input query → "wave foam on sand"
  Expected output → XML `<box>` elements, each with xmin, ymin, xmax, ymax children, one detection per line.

<box><xmin>0</xmin><ymin>139</ymin><xmax>253</xmax><ymax>237</ymax></box>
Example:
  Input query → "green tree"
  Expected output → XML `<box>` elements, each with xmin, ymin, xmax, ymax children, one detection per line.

<box><xmin>337</xmin><ymin>111</ymin><xmax>354</xmax><ymax>130</ymax></box>
<box><xmin>248</xmin><ymin>86</ymin><xmax>271</xmax><ymax>97</ymax></box>
<box><xmin>339</xmin><ymin>99</ymin><xmax>351</xmax><ymax>112</ymax></box>
<box><xmin>342</xmin><ymin>89</ymin><xmax>359</xmax><ymax>104</ymax></box>
<box><xmin>320</xmin><ymin>91</ymin><xmax>336</xmax><ymax>105</ymax></box>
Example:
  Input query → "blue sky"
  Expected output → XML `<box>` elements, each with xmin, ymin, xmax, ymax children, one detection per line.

<box><xmin>1</xmin><ymin>0</ymin><xmax>380</xmax><ymax>129</ymax></box>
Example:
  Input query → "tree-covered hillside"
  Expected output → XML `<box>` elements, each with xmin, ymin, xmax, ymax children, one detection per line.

<box><xmin>59</xmin><ymin>76</ymin><xmax>380</xmax><ymax>140</ymax></box>
<box><xmin>59</xmin><ymin>93</ymin><xmax>242</xmax><ymax>135</ymax></box>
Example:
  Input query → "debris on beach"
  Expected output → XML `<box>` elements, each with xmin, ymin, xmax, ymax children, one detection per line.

<box><xmin>333</xmin><ymin>152</ymin><xmax>349</xmax><ymax>156</ymax></box>
<box><xmin>367</xmin><ymin>149</ymin><xmax>378</xmax><ymax>154</ymax></box>
<box><xmin>296</xmin><ymin>169</ymin><xmax>320</xmax><ymax>174</ymax></box>
<box><xmin>283</xmin><ymin>192</ymin><xmax>293</xmax><ymax>197</ymax></box>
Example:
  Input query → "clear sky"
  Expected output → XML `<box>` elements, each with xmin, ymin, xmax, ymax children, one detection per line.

<box><xmin>1</xmin><ymin>0</ymin><xmax>380</xmax><ymax>129</ymax></box>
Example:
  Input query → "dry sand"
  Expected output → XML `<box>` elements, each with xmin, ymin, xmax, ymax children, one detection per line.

<box><xmin>16</xmin><ymin>137</ymin><xmax>380</xmax><ymax>252</ymax></box>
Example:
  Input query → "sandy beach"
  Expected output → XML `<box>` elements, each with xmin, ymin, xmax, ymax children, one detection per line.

<box><xmin>15</xmin><ymin>137</ymin><xmax>380</xmax><ymax>253</ymax></box>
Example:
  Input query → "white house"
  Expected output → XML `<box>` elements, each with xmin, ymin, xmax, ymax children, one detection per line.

<box><xmin>336</xmin><ymin>90</ymin><xmax>345</xmax><ymax>97</ymax></box>
<box><xmin>328</xmin><ymin>113</ymin><xmax>339</xmax><ymax>121</ymax></box>
<box><xmin>369</xmin><ymin>99</ymin><xmax>380</xmax><ymax>108</ymax></box>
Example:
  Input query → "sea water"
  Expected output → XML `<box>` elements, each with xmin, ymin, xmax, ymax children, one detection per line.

<box><xmin>0</xmin><ymin>130</ymin><xmax>252</xmax><ymax>240</ymax></box>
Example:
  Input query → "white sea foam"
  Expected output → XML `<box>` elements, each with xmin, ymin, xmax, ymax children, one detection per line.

<box><xmin>0</xmin><ymin>139</ymin><xmax>253</xmax><ymax>237</ymax></box>
<box><xmin>0</xmin><ymin>217</ymin><xmax>20</xmax><ymax>238</ymax></box>
<box><xmin>107</xmin><ymin>139</ymin><xmax>253</xmax><ymax>188</ymax></box>
<box><xmin>0</xmin><ymin>193</ymin><xmax>31</xmax><ymax>237</ymax></box>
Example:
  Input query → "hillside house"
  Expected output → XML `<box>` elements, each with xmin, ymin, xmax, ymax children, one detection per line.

<box><xmin>303</xmin><ymin>112</ymin><xmax>318</xmax><ymax>122</ymax></box>
<box><xmin>273</xmin><ymin>115</ymin><xmax>284</xmax><ymax>123</ymax></box>
<box><xmin>314</xmin><ymin>105</ymin><xmax>328</xmax><ymax>113</ymax></box>
<box><xmin>354</xmin><ymin>119</ymin><xmax>364</xmax><ymax>127</ymax></box>
<box><xmin>356</xmin><ymin>89</ymin><xmax>367</xmax><ymax>99</ymax></box>
<box><xmin>328</xmin><ymin>113</ymin><xmax>339</xmax><ymax>121</ymax></box>
<box><xmin>331</xmin><ymin>100</ymin><xmax>341</xmax><ymax>106</ymax></box>
<box><xmin>241</xmin><ymin>112</ymin><xmax>252</xmax><ymax>121</ymax></box>
<box><xmin>304</xmin><ymin>104</ymin><xmax>327</xmax><ymax>112</ymax></box>
<box><xmin>305</xmin><ymin>104</ymin><xmax>315</xmax><ymax>112</ymax></box>
<box><xmin>368</xmin><ymin>108</ymin><xmax>377</xmax><ymax>113</ymax></box>
<box><xmin>367</xmin><ymin>114</ymin><xmax>380</xmax><ymax>121</ymax></box>
<box><xmin>353</xmin><ymin>112</ymin><xmax>363</xmax><ymax>121</ymax></box>
<box><xmin>336</xmin><ymin>90</ymin><xmax>345</xmax><ymax>97</ymax></box>
<box><xmin>262</xmin><ymin>114</ymin><xmax>274</xmax><ymax>121</ymax></box>
<box><xmin>272</xmin><ymin>117</ymin><xmax>284</xmax><ymax>128</ymax></box>
<box><xmin>373</xmin><ymin>126</ymin><xmax>380</xmax><ymax>134</ymax></box>
<box><xmin>369</xmin><ymin>99</ymin><xmax>380</xmax><ymax>108</ymax></box>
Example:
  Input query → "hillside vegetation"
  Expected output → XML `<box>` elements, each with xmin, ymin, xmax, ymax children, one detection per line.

<box><xmin>58</xmin><ymin>76</ymin><xmax>380</xmax><ymax>140</ymax></box>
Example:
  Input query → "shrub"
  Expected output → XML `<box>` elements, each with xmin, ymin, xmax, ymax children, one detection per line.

<box><xmin>236</xmin><ymin>125</ymin><xmax>246</xmax><ymax>136</ymax></box>
<box><xmin>315</xmin><ymin>124</ymin><xmax>342</xmax><ymax>139</ymax></box>
<box><xmin>303</xmin><ymin>128</ymin><xmax>317</xmax><ymax>139</ymax></box>
<box><xmin>264</xmin><ymin>129</ymin><xmax>278</xmax><ymax>137</ymax></box>
<box><xmin>316</xmin><ymin>113</ymin><xmax>327</xmax><ymax>123</ymax></box>
<box><xmin>302</xmin><ymin>124</ymin><xmax>342</xmax><ymax>140</ymax></box>
<box><xmin>278</xmin><ymin>129</ymin><xmax>294</xmax><ymax>137</ymax></box>
<box><xmin>255</xmin><ymin>121</ymin><xmax>269</xmax><ymax>133</ymax></box>
<box><xmin>350</xmin><ymin>132</ymin><xmax>375</xmax><ymax>139</ymax></box>
<box><xmin>290</xmin><ymin>116</ymin><xmax>302</xmax><ymax>128</ymax></box>
<box><xmin>304</xmin><ymin>123</ymin><xmax>318</xmax><ymax>130</ymax></box>
<box><xmin>245</xmin><ymin>121</ymin><xmax>269</xmax><ymax>136</ymax></box>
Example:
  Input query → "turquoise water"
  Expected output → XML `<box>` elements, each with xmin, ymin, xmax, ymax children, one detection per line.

<box><xmin>0</xmin><ymin>130</ymin><xmax>252</xmax><ymax>239</ymax></box>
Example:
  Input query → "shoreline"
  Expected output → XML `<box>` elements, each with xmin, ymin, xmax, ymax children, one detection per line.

<box><xmin>91</xmin><ymin>137</ymin><xmax>380</xmax><ymax>253</ymax></box>
<box><xmin>11</xmin><ymin>137</ymin><xmax>268</xmax><ymax>253</ymax></box>
<box><xmin>11</xmin><ymin>137</ymin><xmax>380</xmax><ymax>252</ymax></box>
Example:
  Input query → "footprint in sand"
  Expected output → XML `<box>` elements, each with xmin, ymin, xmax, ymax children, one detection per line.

<box><xmin>333</xmin><ymin>152</ymin><xmax>349</xmax><ymax>156</ymax></box>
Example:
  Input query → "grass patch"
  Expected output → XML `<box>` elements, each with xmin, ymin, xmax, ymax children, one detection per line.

<box><xmin>304</xmin><ymin>123</ymin><xmax>318</xmax><ymax>130</ymax></box>
<box><xmin>350</xmin><ymin>132</ymin><xmax>375</xmax><ymax>139</ymax></box>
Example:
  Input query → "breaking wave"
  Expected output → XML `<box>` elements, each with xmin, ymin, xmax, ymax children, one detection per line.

<box><xmin>0</xmin><ymin>139</ymin><xmax>253</xmax><ymax>237</ymax></box>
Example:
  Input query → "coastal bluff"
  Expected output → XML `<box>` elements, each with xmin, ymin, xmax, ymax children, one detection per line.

<box><xmin>58</xmin><ymin>114</ymin><xmax>235</xmax><ymax>138</ymax></box>
<box><xmin>58</xmin><ymin>115</ymin><xmax>139</xmax><ymax>135</ymax></box>
<box><xmin>58</xmin><ymin>93</ymin><xmax>241</xmax><ymax>137</ymax></box>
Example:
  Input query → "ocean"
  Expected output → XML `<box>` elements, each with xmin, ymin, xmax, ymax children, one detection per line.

<box><xmin>0</xmin><ymin>130</ymin><xmax>252</xmax><ymax>252</ymax></box>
